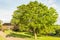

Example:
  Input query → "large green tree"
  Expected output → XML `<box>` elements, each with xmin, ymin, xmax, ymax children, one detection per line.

<box><xmin>11</xmin><ymin>1</ymin><xmax>58</xmax><ymax>39</ymax></box>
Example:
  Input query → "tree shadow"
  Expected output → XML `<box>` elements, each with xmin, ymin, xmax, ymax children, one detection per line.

<box><xmin>42</xmin><ymin>33</ymin><xmax>60</xmax><ymax>37</ymax></box>
<box><xmin>6</xmin><ymin>32</ymin><xmax>32</xmax><ymax>38</ymax></box>
<box><xmin>25</xmin><ymin>32</ymin><xmax>34</xmax><ymax>36</ymax></box>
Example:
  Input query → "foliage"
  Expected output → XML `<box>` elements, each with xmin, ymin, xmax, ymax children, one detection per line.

<box><xmin>0</xmin><ymin>20</ymin><xmax>2</xmax><ymax>30</ymax></box>
<box><xmin>11</xmin><ymin>1</ymin><xmax>58</xmax><ymax>39</ymax></box>
<box><xmin>40</xmin><ymin>25</ymin><xmax>56</xmax><ymax>35</ymax></box>
<box><xmin>54</xmin><ymin>26</ymin><xmax>60</xmax><ymax>36</ymax></box>
<box><xmin>55</xmin><ymin>29</ymin><xmax>60</xmax><ymax>35</ymax></box>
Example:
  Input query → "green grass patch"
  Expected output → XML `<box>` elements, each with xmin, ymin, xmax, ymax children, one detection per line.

<box><xmin>27</xmin><ymin>36</ymin><xmax>60</xmax><ymax>40</ymax></box>
<box><xmin>4</xmin><ymin>30</ymin><xmax>60</xmax><ymax>40</ymax></box>
<box><xmin>4</xmin><ymin>30</ymin><xmax>12</xmax><ymax>34</ymax></box>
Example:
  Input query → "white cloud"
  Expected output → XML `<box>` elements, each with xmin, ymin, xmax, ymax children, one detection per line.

<box><xmin>46</xmin><ymin>0</ymin><xmax>56</xmax><ymax>8</ymax></box>
<box><xmin>47</xmin><ymin>0</ymin><xmax>55</xmax><ymax>4</ymax></box>
<box><xmin>0</xmin><ymin>8</ymin><xmax>13</xmax><ymax>23</ymax></box>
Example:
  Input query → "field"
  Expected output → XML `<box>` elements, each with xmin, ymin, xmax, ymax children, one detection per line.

<box><xmin>2</xmin><ymin>30</ymin><xmax>60</xmax><ymax>40</ymax></box>
<box><xmin>27</xmin><ymin>36</ymin><xmax>60</xmax><ymax>40</ymax></box>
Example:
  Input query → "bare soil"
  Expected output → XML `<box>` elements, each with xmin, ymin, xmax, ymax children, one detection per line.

<box><xmin>0</xmin><ymin>31</ymin><xmax>26</xmax><ymax>40</ymax></box>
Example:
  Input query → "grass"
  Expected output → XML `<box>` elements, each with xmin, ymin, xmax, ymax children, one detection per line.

<box><xmin>6</xmin><ymin>32</ymin><xmax>32</xmax><ymax>38</ymax></box>
<box><xmin>40</xmin><ymin>36</ymin><xmax>60</xmax><ymax>40</ymax></box>
<box><xmin>27</xmin><ymin>36</ymin><xmax>60</xmax><ymax>40</ymax></box>
<box><xmin>0</xmin><ymin>36</ymin><xmax>5</xmax><ymax>40</ymax></box>
<box><xmin>4</xmin><ymin>30</ymin><xmax>12</xmax><ymax>34</ymax></box>
<box><xmin>4</xmin><ymin>30</ymin><xmax>60</xmax><ymax>40</ymax></box>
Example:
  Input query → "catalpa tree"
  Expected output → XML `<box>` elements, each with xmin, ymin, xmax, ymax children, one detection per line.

<box><xmin>11</xmin><ymin>1</ymin><xmax>58</xmax><ymax>39</ymax></box>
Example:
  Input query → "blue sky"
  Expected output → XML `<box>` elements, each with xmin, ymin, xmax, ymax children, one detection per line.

<box><xmin>0</xmin><ymin>0</ymin><xmax>60</xmax><ymax>24</ymax></box>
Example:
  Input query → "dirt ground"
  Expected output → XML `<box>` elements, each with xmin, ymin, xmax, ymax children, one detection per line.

<box><xmin>6</xmin><ymin>37</ymin><xmax>26</xmax><ymax>40</ymax></box>
<box><xmin>0</xmin><ymin>31</ymin><xmax>26</xmax><ymax>40</ymax></box>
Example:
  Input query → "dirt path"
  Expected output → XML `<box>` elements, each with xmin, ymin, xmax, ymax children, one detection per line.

<box><xmin>0</xmin><ymin>31</ymin><xmax>6</xmax><ymax>38</ymax></box>
<box><xmin>0</xmin><ymin>31</ymin><xmax>26</xmax><ymax>40</ymax></box>
<box><xmin>6</xmin><ymin>37</ymin><xmax>25</xmax><ymax>40</ymax></box>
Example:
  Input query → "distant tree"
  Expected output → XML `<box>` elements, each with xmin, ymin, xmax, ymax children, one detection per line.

<box><xmin>0</xmin><ymin>20</ymin><xmax>2</xmax><ymax>30</ymax></box>
<box><xmin>11</xmin><ymin>1</ymin><xmax>58</xmax><ymax>39</ymax></box>
<box><xmin>53</xmin><ymin>25</ymin><xmax>60</xmax><ymax>36</ymax></box>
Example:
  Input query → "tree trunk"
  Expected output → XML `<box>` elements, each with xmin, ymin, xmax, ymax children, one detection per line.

<box><xmin>34</xmin><ymin>32</ymin><xmax>37</xmax><ymax>39</ymax></box>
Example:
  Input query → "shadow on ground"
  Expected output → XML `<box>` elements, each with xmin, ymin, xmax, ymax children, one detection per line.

<box><xmin>6</xmin><ymin>32</ymin><xmax>32</xmax><ymax>38</ymax></box>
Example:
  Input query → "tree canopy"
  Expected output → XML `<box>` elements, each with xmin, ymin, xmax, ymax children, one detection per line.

<box><xmin>11</xmin><ymin>1</ymin><xmax>58</xmax><ymax>39</ymax></box>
